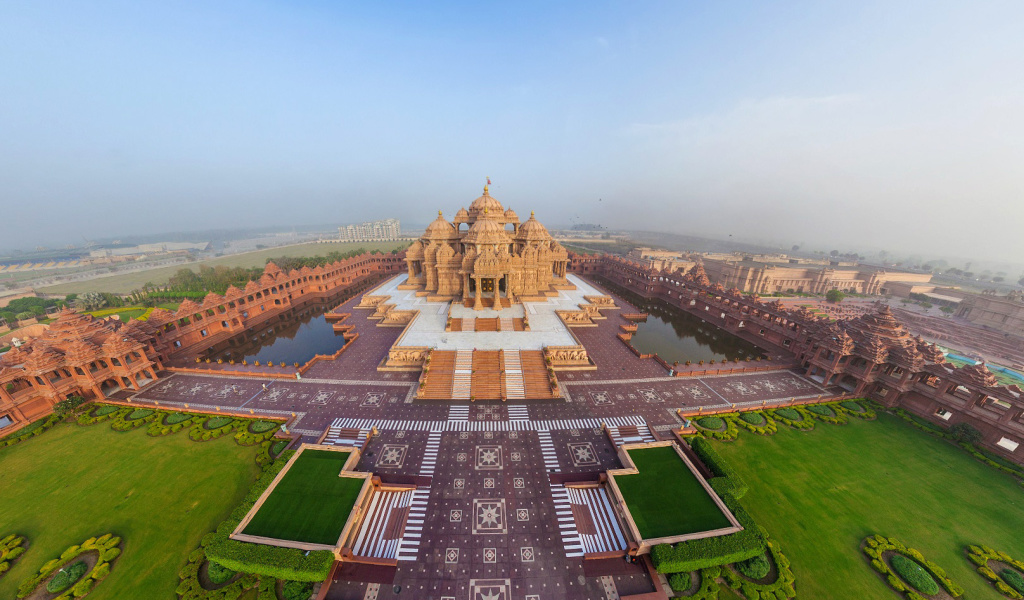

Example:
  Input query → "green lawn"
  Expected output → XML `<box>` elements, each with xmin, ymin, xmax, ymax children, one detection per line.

<box><xmin>616</xmin><ymin>446</ymin><xmax>733</xmax><ymax>539</ymax></box>
<box><xmin>242</xmin><ymin>449</ymin><xmax>364</xmax><ymax>545</ymax></box>
<box><xmin>38</xmin><ymin>241</ymin><xmax>410</xmax><ymax>295</ymax></box>
<box><xmin>715</xmin><ymin>412</ymin><xmax>1024</xmax><ymax>599</ymax></box>
<box><xmin>0</xmin><ymin>421</ymin><xmax>260</xmax><ymax>599</ymax></box>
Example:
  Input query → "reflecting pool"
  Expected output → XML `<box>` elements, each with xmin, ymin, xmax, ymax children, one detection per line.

<box><xmin>593</xmin><ymin>277</ymin><xmax>766</xmax><ymax>364</ymax></box>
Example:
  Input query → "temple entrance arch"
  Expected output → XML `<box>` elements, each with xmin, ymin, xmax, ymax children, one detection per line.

<box><xmin>100</xmin><ymin>378</ymin><xmax>122</xmax><ymax>397</ymax></box>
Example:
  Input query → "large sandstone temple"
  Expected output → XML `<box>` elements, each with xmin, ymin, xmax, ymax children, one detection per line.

<box><xmin>403</xmin><ymin>186</ymin><xmax>571</xmax><ymax>307</ymax></box>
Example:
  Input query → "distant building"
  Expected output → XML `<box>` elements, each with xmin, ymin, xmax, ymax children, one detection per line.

<box><xmin>626</xmin><ymin>247</ymin><xmax>695</xmax><ymax>273</ymax></box>
<box><xmin>699</xmin><ymin>255</ymin><xmax>932</xmax><ymax>295</ymax></box>
<box><xmin>338</xmin><ymin>219</ymin><xmax>401</xmax><ymax>242</ymax></box>
<box><xmin>957</xmin><ymin>290</ymin><xmax>1024</xmax><ymax>337</ymax></box>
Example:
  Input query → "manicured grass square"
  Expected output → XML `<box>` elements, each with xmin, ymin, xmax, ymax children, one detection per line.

<box><xmin>242</xmin><ymin>449</ymin><xmax>364</xmax><ymax>545</ymax></box>
<box><xmin>616</xmin><ymin>446</ymin><xmax>733</xmax><ymax>539</ymax></box>
<box><xmin>715</xmin><ymin>412</ymin><xmax>1024</xmax><ymax>598</ymax></box>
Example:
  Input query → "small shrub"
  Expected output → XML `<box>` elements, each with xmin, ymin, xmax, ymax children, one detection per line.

<box><xmin>205</xmin><ymin>416</ymin><xmax>234</xmax><ymax>429</ymax></box>
<box><xmin>46</xmin><ymin>560</ymin><xmax>88</xmax><ymax>593</ymax></box>
<box><xmin>1003</xmin><ymin>569</ymin><xmax>1024</xmax><ymax>594</ymax></box>
<box><xmin>271</xmin><ymin>440</ymin><xmax>288</xmax><ymax>456</ymax></box>
<box><xmin>950</xmin><ymin>422</ymin><xmax>984</xmax><ymax>444</ymax></box>
<box><xmin>737</xmin><ymin>553</ymin><xmax>770</xmax><ymax>579</ymax></box>
<box><xmin>207</xmin><ymin>560</ymin><xmax>236</xmax><ymax>585</ymax></box>
<box><xmin>93</xmin><ymin>405</ymin><xmax>119</xmax><ymax>417</ymax></box>
<box><xmin>807</xmin><ymin>404</ymin><xmax>836</xmax><ymax>417</ymax></box>
<box><xmin>890</xmin><ymin>554</ymin><xmax>940</xmax><ymax>595</ymax></box>
<box><xmin>250</xmin><ymin>420</ymin><xmax>279</xmax><ymax>434</ymax></box>
<box><xmin>128</xmin><ymin>408</ymin><xmax>154</xmax><ymax>420</ymax></box>
<box><xmin>668</xmin><ymin>572</ymin><xmax>692</xmax><ymax>592</ymax></box>
<box><xmin>774</xmin><ymin>407</ymin><xmax>800</xmax><ymax>420</ymax></box>
<box><xmin>697</xmin><ymin>416</ymin><xmax>724</xmax><ymax>430</ymax></box>
<box><xmin>165</xmin><ymin>412</ymin><xmax>192</xmax><ymax>425</ymax></box>
<box><xmin>282</xmin><ymin>579</ymin><xmax>314</xmax><ymax>600</ymax></box>
<box><xmin>840</xmin><ymin>400</ymin><xmax>865</xmax><ymax>412</ymax></box>
<box><xmin>739</xmin><ymin>412</ymin><xmax>766</xmax><ymax>426</ymax></box>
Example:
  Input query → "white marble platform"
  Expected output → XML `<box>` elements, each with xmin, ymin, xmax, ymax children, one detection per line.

<box><xmin>363</xmin><ymin>274</ymin><xmax>605</xmax><ymax>351</ymax></box>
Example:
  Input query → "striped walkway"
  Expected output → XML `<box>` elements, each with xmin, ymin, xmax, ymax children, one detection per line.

<box><xmin>507</xmin><ymin>405</ymin><xmax>529</xmax><ymax>420</ymax></box>
<box><xmin>351</xmin><ymin>490</ymin><xmax>413</xmax><ymax>559</ymax></box>
<box><xmin>550</xmin><ymin>483</ymin><xmax>584</xmax><ymax>558</ymax></box>
<box><xmin>395</xmin><ymin>488</ymin><xmax>430</xmax><ymax>562</ymax></box>
<box><xmin>419</xmin><ymin>431</ymin><xmax>442</xmax><ymax>477</ymax></box>
<box><xmin>536</xmin><ymin>430</ymin><xmax>559</xmax><ymax>472</ymax></box>
<box><xmin>321</xmin><ymin>426</ymin><xmax>372</xmax><ymax>448</ymax></box>
<box><xmin>565</xmin><ymin>486</ymin><xmax>627</xmax><ymax>554</ymax></box>
<box><xmin>605</xmin><ymin>423</ymin><xmax>656</xmax><ymax>447</ymax></box>
<box><xmin>448</xmin><ymin>405</ymin><xmax>469</xmax><ymax>421</ymax></box>
<box><xmin>328</xmin><ymin>414</ymin><xmax>647</xmax><ymax>433</ymax></box>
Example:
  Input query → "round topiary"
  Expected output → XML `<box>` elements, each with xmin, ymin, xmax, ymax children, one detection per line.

<box><xmin>45</xmin><ymin>560</ymin><xmax>88</xmax><ymax>593</ymax></box>
<box><xmin>127</xmin><ymin>408</ymin><xmax>154</xmax><ymax>420</ymax></box>
<box><xmin>737</xmin><ymin>553</ymin><xmax>771</xmax><ymax>579</ymax></box>
<box><xmin>93</xmin><ymin>405</ymin><xmax>119</xmax><ymax>417</ymax></box>
<box><xmin>890</xmin><ymin>554</ymin><xmax>940</xmax><ymax>595</ymax></box>
<box><xmin>668</xmin><ymin>571</ymin><xmax>692</xmax><ymax>592</ymax></box>
<box><xmin>697</xmin><ymin>416</ymin><xmax>725</xmax><ymax>430</ymax></box>
<box><xmin>206</xmin><ymin>560</ymin><xmax>236</xmax><ymax>585</ymax></box>
<box><xmin>840</xmin><ymin>400</ymin><xmax>865</xmax><ymax>412</ymax></box>
<box><xmin>739</xmin><ymin>412</ymin><xmax>766</xmax><ymax>426</ymax></box>
<box><xmin>250</xmin><ymin>420</ymin><xmax>279</xmax><ymax>434</ymax></box>
<box><xmin>205</xmin><ymin>416</ymin><xmax>234</xmax><ymax>430</ymax></box>
<box><xmin>1003</xmin><ymin>569</ymin><xmax>1024</xmax><ymax>595</ymax></box>
<box><xmin>807</xmin><ymin>404</ymin><xmax>836</xmax><ymax>417</ymax></box>
<box><xmin>774</xmin><ymin>407</ymin><xmax>801</xmax><ymax>421</ymax></box>
<box><xmin>164</xmin><ymin>412</ymin><xmax>192</xmax><ymax>425</ymax></box>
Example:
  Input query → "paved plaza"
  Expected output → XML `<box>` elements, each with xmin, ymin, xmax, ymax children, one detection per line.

<box><xmin>129</xmin><ymin>274</ymin><xmax>835</xmax><ymax>600</ymax></box>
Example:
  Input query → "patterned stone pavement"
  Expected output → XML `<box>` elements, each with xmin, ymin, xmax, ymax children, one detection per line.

<box><xmin>128</xmin><ymin>275</ymin><xmax>838</xmax><ymax>600</ymax></box>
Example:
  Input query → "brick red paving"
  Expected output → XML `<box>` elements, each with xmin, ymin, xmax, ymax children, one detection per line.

<box><xmin>127</xmin><ymin>274</ymin><xmax>838</xmax><ymax>600</ymax></box>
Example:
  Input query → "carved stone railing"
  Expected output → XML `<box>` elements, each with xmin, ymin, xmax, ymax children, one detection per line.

<box><xmin>544</xmin><ymin>345</ymin><xmax>591</xmax><ymax>368</ymax></box>
<box><xmin>385</xmin><ymin>346</ymin><xmax>430</xmax><ymax>369</ymax></box>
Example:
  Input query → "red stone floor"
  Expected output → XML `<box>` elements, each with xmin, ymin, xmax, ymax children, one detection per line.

<box><xmin>127</xmin><ymin>274</ymin><xmax>837</xmax><ymax>600</ymax></box>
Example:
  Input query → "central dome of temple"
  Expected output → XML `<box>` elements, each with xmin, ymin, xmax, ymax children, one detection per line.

<box><xmin>468</xmin><ymin>187</ymin><xmax>504</xmax><ymax>217</ymax></box>
<box><xmin>464</xmin><ymin>217</ymin><xmax>508</xmax><ymax>244</ymax></box>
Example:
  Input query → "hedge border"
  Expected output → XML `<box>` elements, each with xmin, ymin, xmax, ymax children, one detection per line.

<box><xmin>651</xmin><ymin>494</ymin><xmax>766</xmax><ymax>574</ymax></box>
<box><xmin>175</xmin><ymin>543</ymin><xmax>273</xmax><ymax>600</ymax></box>
<box><xmin>768</xmin><ymin>406</ymin><xmax>816</xmax><ymax>430</ymax></box>
<box><xmin>721</xmin><ymin>533</ymin><xmax>797</xmax><ymax>599</ymax></box>
<box><xmin>690</xmin><ymin>437</ymin><xmax>748</xmax><ymax>499</ymax></box>
<box><xmin>0</xmin><ymin>414</ymin><xmax>62</xmax><ymax>448</ymax></box>
<box><xmin>732</xmin><ymin>412</ymin><xmax>778</xmax><ymax>436</ymax></box>
<box><xmin>966</xmin><ymin>545</ymin><xmax>1024</xmax><ymax>599</ymax></box>
<box><xmin>862</xmin><ymin>535</ymin><xmax>963</xmax><ymax>599</ymax></box>
<box><xmin>0</xmin><ymin>534</ymin><xmax>28</xmax><ymax>579</ymax></box>
<box><xmin>16</xmin><ymin>534</ymin><xmax>123</xmax><ymax>599</ymax></box>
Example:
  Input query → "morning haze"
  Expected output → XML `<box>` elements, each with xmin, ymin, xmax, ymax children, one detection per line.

<box><xmin>2</xmin><ymin>1</ymin><xmax>1022</xmax><ymax>261</ymax></box>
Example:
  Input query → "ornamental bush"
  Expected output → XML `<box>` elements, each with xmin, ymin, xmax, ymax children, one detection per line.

<box><xmin>45</xmin><ymin>559</ymin><xmax>88</xmax><ymax>593</ymax></box>
<box><xmin>128</xmin><ymin>408</ymin><xmax>154</xmax><ymax>420</ymax></box>
<box><xmin>807</xmin><ymin>404</ymin><xmax>836</xmax><ymax>417</ymax></box>
<box><xmin>739</xmin><ymin>412</ymin><xmax>766</xmax><ymax>426</ymax></box>
<box><xmin>737</xmin><ymin>553</ymin><xmax>770</xmax><ymax>579</ymax></box>
<box><xmin>165</xmin><ymin>412</ymin><xmax>192</xmax><ymax>425</ymax></box>
<box><xmin>1002</xmin><ymin>569</ymin><xmax>1024</xmax><ymax>595</ymax></box>
<box><xmin>205</xmin><ymin>416</ymin><xmax>235</xmax><ymax>429</ymax></box>
<box><xmin>94</xmin><ymin>405</ymin><xmax>119</xmax><ymax>417</ymax></box>
<box><xmin>205</xmin><ymin>539</ymin><xmax>334</xmax><ymax>582</ymax></box>
<box><xmin>774</xmin><ymin>407</ymin><xmax>800</xmax><ymax>421</ymax></box>
<box><xmin>840</xmin><ymin>400</ymin><xmax>865</xmax><ymax>412</ymax></box>
<box><xmin>282</xmin><ymin>580</ymin><xmax>315</xmax><ymax>600</ymax></box>
<box><xmin>1</xmin><ymin>534</ymin><xmax>27</xmax><ymax>575</ymax></box>
<box><xmin>207</xmin><ymin>560</ymin><xmax>236</xmax><ymax>585</ymax></box>
<box><xmin>697</xmin><ymin>416</ymin><xmax>725</xmax><ymax>430</ymax></box>
<box><xmin>891</xmin><ymin>554</ymin><xmax>940</xmax><ymax>595</ymax></box>
<box><xmin>250</xmin><ymin>421</ymin><xmax>279</xmax><ymax>434</ymax></box>
<box><xmin>668</xmin><ymin>572</ymin><xmax>692</xmax><ymax>592</ymax></box>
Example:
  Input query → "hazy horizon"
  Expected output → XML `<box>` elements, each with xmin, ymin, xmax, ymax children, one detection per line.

<box><xmin>3</xmin><ymin>2</ymin><xmax>1022</xmax><ymax>262</ymax></box>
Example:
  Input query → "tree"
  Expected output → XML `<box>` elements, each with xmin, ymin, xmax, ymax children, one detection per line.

<box><xmin>940</xmin><ymin>306</ymin><xmax>954</xmax><ymax>314</ymax></box>
<box><xmin>826</xmin><ymin>289</ymin><xmax>845</xmax><ymax>303</ymax></box>
<box><xmin>949</xmin><ymin>422</ymin><xmax>983</xmax><ymax>445</ymax></box>
<box><xmin>53</xmin><ymin>395</ymin><xmax>87</xmax><ymax>416</ymax></box>
<box><xmin>992</xmin><ymin>276</ymin><xmax>1005</xmax><ymax>283</ymax></box>
<box><xmin>791</xmin><ymin>245</ymin><xmax>800</xmax><ymax>252</ymax></box>
<box><xmin>830</xmin><ymin>250</ymin><xmax>839</xmax><ymax>257</ymax></box>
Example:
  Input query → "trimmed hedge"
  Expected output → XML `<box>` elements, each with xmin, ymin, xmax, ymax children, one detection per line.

<box><xmin>697</xmin><ymin>416</ymin><xmax>725</xmax><ymax>430</ymax></box>
<box><xmin>282</xmin><ymin>580</ymin><xmax>314</xmax><ymax>600</ymax></box>
<box><xmin>0</xmin><ymin>534</ymin><xmax>28</xmax><ymax>578</ymax></box>
<box><xmin>722</xmin><ymin>534</ymin><xmax>797</xmax><ymax>599</ymax></box>
<box><xmin>250</xmin><ymin>421</ymin><xmax>280</xmax><ymax>434</ymax></box>
<box><xmin>205</xmin><ymin>416</ymin><xmax>235</xmax><ymax>430</ymax></box>
<box><xmin>737</xmin><ymin>553</ymin><xmax>770</xmax><ymax>579</ymax></box>
<box><xmin>0</xmin><ymin>414</ymin><xmax>61</xmax><ymax>447</ymax></box>
<box><xmin>770</xmin><ymin>406</ymin><xmax>816</xmax><ymax>430</ymax></box>
<box><xmin>862</xmin><ymin>535</ymin><xmax>963</xmax><ymax>598</ymax></box>
<box><xmin>16</xmin><ymin>533</ymin><xmax>122</xmax><ymax>599</ymax></box>
<box><xmin>165</xmin><ymin>412</ymin><xmax>193</xmax><ymax>425</ymax></box>
<box><xmin>176</xmin><ymin>544</ymin><xmax>266</xmax><ymax>600</ymax></box>
<box><xmin>668</xmin><ymin>571</ymin><xmax>692</xmax><ymax>592</ymax></box>
<box><xmin>690</xmin><ymin>437</ymin><xmax>748</xmax><ymax>499</ymax></box>
<box><xmin>207</xmin><ymin>560</ymin><xmax>236</xmax><ymax>585</ymax></box>
<box><xmin>128</xmin><ymin>408</ymin><xmax>155</xmax><ymax>420</ymax></box>
<box><xmin>966</xmin><ymin>545</ymin><xmax>1024</xmax><ymax>599</ymax></box>
<box><xmin>651</xmin><ymin>496</ymin><xmax>765</xmax><ymax>573</ymax></box>
<box><xmin>46</xmin><ymin>560</ymin><xmax>88</xmax><ymax>593</ymax></box>
<box><xmin>739</xmin><ymin>412</ymin><xmax>765</xmax><ymax>426</ymax></box>
<box><xmin>891</xmin><ymin>554</ymin><xmax>940</xmax><ymax>595</ymax></box>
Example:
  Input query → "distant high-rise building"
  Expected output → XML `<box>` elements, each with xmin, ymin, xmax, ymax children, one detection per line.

<box><xmin>338</xmin><ymin>218</ymin><xmax>401</xmax><ymax>242</ymax></box>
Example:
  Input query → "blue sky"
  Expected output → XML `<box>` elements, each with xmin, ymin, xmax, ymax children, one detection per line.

<box><xmin>2</xmin><ymin>1</ymin><xmax>1022</xmax><ymax>260</ymax></box>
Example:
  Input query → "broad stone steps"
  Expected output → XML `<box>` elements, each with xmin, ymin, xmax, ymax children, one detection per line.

<box><xmin>503</xmin><ymin>350</ymin><xmax>526</xmax><ymax>400</ymax></box>
<box><xmin>452</xmin><ymin>349</ymin><xmax>473</xmax><ymax>399</ymax></box>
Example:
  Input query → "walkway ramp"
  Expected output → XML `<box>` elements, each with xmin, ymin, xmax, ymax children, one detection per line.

<box><xmin>605</xmin><ymin>423</ymin><xmax>656</xmax><ymax>447</ymax></box>
<box><xmin>352</xmin><ymin>489</ymin><xmax>415</xmax><ymax>560</ymax></box>
<box><xmin>503</xmin><ymin>350</ymin><xmax>526</xmax><ymax>400</ymax></box>
<box><xmin>452</xmin><ymin>349</ymin><xmax>473</xmax><ymax>399</ymax></box>
<box><xmin>566</xmin><ymin>485</ymin><xmax>628</xmax><ymax>555</ymax></box>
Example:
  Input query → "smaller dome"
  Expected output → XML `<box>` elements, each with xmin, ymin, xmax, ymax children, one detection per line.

<box><xmin>455</xmin><ymin>207</ymin><xmax>470</xmax><ymax>221</ymax></box>
<box><xmin>424</xmin><ymin>211</ymin><xmax>457</xmax><ymax>238</ymax></box>
<box><xmin>464</xmin><ymin>218</ymin><xmax>508</xmax><ymax>244</ymax></box>
<box><xmin>517</xmin><ymin>211</ymin><xmax>551</xmax><ymax>240</ymax></box>
<box><xmin>504</xmin><ymin>207</ymin><xmax>519</xmax><ymax>222</ymax></box>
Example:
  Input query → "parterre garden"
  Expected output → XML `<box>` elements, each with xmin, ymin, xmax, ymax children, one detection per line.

<box><xmin>0</xmin><ymin>402</ymin><xmax>317</xmax><ymax>600</ymax></box>
<box><xmin>659</xmin><ymin>398</ymin><xmax>1024</xmax><ymax>598</ymax></box>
